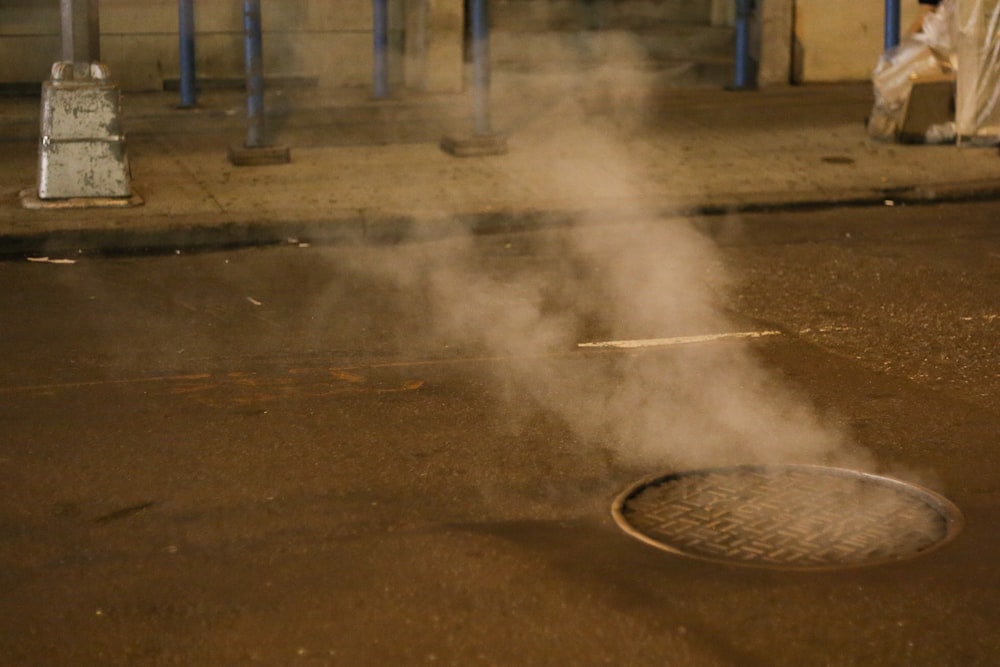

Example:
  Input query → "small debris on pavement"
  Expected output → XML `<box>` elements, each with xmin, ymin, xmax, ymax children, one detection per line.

<box><xmin>26</xmin><ymin>256</ymin><xmax>76</xmax><ymax>264</ymax></box>
<box><xmin>247</xmin><ymin>297</ymin><xmax>263</xmax><ymax>306</ymax></box>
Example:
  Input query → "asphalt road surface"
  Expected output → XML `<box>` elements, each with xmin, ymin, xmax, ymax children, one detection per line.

<box><xmin>1</xmin><ymin>200</ymin><xmax>999</xmax><ymax>666</ymax></box>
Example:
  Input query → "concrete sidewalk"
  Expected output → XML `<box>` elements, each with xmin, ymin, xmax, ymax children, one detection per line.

<box><xmin>2</xmin><ymin>81</ymin><xmax>1000</xmax><ymax>256</ymax></box>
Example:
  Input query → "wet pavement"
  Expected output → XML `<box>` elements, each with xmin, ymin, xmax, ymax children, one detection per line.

<box><xmin>3</xmin><ymin>72</ymin><xmax>1000</xmax><ymax>665</ymax></box>
<box><xmin>1</xmin><ymin>201</ymin><xmax>999</xmax><ymax>665</ymax></box>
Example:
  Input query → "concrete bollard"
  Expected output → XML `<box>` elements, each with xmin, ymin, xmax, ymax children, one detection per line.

<box><xmin>22</xmin><ymin>61</ymin><xmax>141</xmax><ymax>208</ymax></box>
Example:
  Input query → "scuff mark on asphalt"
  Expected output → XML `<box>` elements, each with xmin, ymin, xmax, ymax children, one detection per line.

<box><xmin>94</xmin><ymin>501</ymin><xmax>155</xmax><ymax>524</ymax></box>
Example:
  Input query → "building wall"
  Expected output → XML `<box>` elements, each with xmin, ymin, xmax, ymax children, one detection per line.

<box><xmin>792</xmin><ymin>0</ymin><xmax>924</xmax><ymax>82</ymax></box>
<box><xmin>0</xmin><ymin>0</ymin><xmax>930</xmax><ymax>90</ymax></box>
<box><xmin>0</xmin><ymin>1</ymin><xmax>61</xmax><ymax>86</ymax></box>
<box><xmin>0</xmin><ymin>0</ymin><xmax>407</xmax><ymax>91</ymax></box>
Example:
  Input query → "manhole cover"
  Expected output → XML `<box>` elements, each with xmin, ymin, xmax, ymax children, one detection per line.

<box><xmin>612</xmin><ymin>465</ymin><xmax>962</xmax><ymax>570</ymax></box>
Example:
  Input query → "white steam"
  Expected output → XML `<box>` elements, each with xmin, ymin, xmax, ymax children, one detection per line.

<box><xmin>347</xmin><ymin>47</ymin><xmax>873</xmax><ymax>473</ymax></box>
<box><xmin>358</xmin><ymin>218</ymin><xmax>868</xmax><ymax>471</ymax></box>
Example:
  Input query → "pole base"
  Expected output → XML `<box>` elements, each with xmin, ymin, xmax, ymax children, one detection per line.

<box><xmin>20</xmin><ymin>188</ymin><xmax>143</xmax><ymax>210</ymax></box>
<box><xmin>440</xmin><ymin>133</ymin><xmax>508</xmax><ymax>157</ymax></box>
<box><xmin>228</xmin><ymin>144</ymin><xmax>291</xmax><ymax>166</ymax></box>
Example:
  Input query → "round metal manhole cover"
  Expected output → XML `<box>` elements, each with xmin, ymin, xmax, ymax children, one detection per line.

<box><xmin>612</xmin><ymin>465</ymin><xmax>963</xmax><ymax>570</ymax></box>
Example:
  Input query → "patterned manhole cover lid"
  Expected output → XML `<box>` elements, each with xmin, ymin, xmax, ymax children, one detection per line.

<box><xmin>612</xmin><ymin>465</ymin><xmax>962</xmax><ymax>570</ymax></box>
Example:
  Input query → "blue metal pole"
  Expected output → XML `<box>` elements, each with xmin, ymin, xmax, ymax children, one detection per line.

<box><xmin>885</xmin><ymin>0</ymin><xmax>901</xmax><ymax>49</ymax></box>
<box><xmin>732</xmin><ymin>0</ymin><xmax>753</xmax><ymax>89</ymax></box>
<box><xmin>373</xmin><ymin>0</ymin><xmax>389</xmax><ymax>97</ymax></box>
<box><xmin>471</xmin><ymin>0</ymin><xmax>491</xmax><ymax>135</ymax></box>
<box><xmin>243</xmin><ymin>0</ymin><xmax>265</xmax><ymax>147</ymax></box>
<box><xmin>178</xmin><ymin>0</ymin><xmax>197</xmax><ymax>107</ymax></box>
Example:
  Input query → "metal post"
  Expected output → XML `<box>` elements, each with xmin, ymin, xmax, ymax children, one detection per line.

<box><xmin>60</xmin><ymin>0</ymin><xmax>100</xmax><ymax>63</ymax></box>
<box><xmin>470</xmin><ymin>0</ymin><xmax>491</xmax><ymax>135</ymax></box>
<box><xmin>178</xmin><ymin>0</ymin><xmax>197</xmax><ymax>107</ymax></box>
<box><xmin>439</xmin><ymin>0</ymin><xmax>506</xmax><ymax>156</ymax></box>
<box><xmin>885</xmin><ymin>0</ymin><xmax>901</xmax><ymax>50</ymax></box>
<box><xmin>229</xmin><ymin>0</ymin><xmax>290</xmax><ymax>165</ymax></box>
<box><xmin>243</xmin><ymin>0</ymin><xmax>265</xmax><ymax>148</ymax></box>
<box><xmin>373</xmin><ymin>0</ymin><xmax>389</xmax><ymax>97</ymax></box>
<box><xmin>731</xmin><ymin>0</ymin><xmax>754</xmax><ymax>90</ymax></box>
